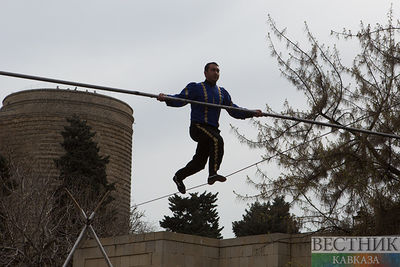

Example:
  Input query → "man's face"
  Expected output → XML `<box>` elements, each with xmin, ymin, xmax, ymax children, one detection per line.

<box><xmin>204</xmin><ymin>64</ymin><xmax>220</xmax><ymax>84</ymax></box>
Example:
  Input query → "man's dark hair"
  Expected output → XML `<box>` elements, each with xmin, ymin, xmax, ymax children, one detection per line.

<box><xmin>204</xmin><ymin>62</ymin><xmax>219</xmax><ymax>72</ymax></box>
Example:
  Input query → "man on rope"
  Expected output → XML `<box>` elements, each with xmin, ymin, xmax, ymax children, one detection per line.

<box><xmin>158</xmin><ymin>62</ymin><xmax>262</xmax><ymax>194</ymax></box>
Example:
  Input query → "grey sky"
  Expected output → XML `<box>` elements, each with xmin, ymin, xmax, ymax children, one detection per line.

<box><xmin>0</xmin><ymin>0</ymin><xmax>397</xmax><ymax>238</ymax></box>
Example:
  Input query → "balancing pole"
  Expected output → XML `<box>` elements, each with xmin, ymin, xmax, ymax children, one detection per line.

<box><xmin>0</xmin><ymin>70</ymin><xmax>399</xmax><ymax>140</ymax></box>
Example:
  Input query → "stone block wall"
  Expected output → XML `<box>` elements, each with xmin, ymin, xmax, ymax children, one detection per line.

<box><xmin>73</xmin><ymin>232</ymin><xmax>311</xmax><ymax>267</ymax></box>
<box><xmin>0</xmin><ymin>89</ymin><xmax>134</xmax><ymax>223</ymax></box>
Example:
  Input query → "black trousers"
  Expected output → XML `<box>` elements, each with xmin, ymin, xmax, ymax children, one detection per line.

<box><xmin>175</xmin><ymin>123</ymin><xmax>224</xmax><ymax>180</ymax></box>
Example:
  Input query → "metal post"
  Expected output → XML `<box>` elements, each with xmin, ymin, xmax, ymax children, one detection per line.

<box><xmin>62</xmin><ymin>225</ymin><xmax>88</xmax><ymax>267</ymax></box>
<box><xmin>88</xmin><ymin>225</ymin><xmax>113</xmax><ymax>267</ymax></box>
<box><xmin>61</xmin><ymin>189</ymin><xmax>113</xmax><ymax>267</ymax></box>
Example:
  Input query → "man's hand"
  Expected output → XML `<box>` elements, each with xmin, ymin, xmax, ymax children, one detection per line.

<box><xmin>253</xmin><ymin>109</ymin><xmax>263</xmax><ymax>117</ymax></box>
<box><xmin>157</xmin><ymin>93</ymin><xmax>166</xmax><ymax>102</ymax></box>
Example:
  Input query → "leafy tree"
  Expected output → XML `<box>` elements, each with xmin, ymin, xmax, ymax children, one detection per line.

<box><xmin>160</xmin><ymin>191</ymin><xmax>223</xmax><ymax>239</ymax></box>
<box><xmin>232</xmin><ymin>196</ymin><xmax>299</xmax><ymax>237</ymax></box>
<box><xmin>234</xmin><ymin>8</ymin><xmax>400</xmax><ymax>234</ymax></box>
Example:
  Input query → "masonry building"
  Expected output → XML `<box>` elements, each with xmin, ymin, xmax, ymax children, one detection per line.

<box><xmin>0</xmin><ymin>88</ymin><xmax>134</xmax><ymax>224</ymax></box>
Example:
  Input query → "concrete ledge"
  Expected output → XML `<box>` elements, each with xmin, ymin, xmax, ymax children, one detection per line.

<box><xmin>73</xmin><ymin>231</ymin><xmax>311</xmax><ymax>267</ymax></box>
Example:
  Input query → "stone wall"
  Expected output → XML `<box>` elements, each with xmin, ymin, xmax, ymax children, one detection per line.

<box><xmin>73</xmin><ymin>232</ymin><xmax>311</xmax><ymax>267</ymax></box>
<box><xmin>0</xmin><ymin>89</ymin><xmax>134</xmax><ymax>223</ymax></box>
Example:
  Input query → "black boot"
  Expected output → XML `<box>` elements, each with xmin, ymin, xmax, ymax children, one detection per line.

<box><xmin>208</xmin><ymin>174</ymin><xmax>227</xmax><ymax>185</ymax></box>
<box><xmin>173</xmin><ymin>175</ymin><xmax>186</xmax><ymax>194</ymax></box>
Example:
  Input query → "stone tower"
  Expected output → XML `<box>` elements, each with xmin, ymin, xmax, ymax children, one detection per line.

<box><xmin>0</xmin><ymin>88</ymin><xmax>134</xmax><ymax>224</ymax></box>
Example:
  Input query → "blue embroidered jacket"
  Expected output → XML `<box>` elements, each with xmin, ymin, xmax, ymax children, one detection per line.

<box><xmin>166</xmin><ymin>81</ymin><xmax>253</xmax><ymax>127</ymax></box>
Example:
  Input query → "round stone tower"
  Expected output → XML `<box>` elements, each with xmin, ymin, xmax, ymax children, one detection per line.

<box><xmin>0</xmin><ymin>88</ymin><xmax>133</xmax><ymax>224</ymax></box>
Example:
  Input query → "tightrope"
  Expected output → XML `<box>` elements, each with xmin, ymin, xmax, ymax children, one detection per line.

<box><xmin>135</xmin><ymin>137</ymin><xmax>314</xmax><ymax>207</ymax></box>
<box><xmin>135</xmin><ymin>107</ymin><xmax>395</xmax><ymax>207</ymax></box>
<box><xmin>135</xmin><ymin>160</ymin><xmax>264</xmax><ymax>207</ymax></box>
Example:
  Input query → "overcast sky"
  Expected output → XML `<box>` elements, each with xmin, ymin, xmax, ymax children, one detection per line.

<box><xmin>0</xmin><ymin>0</ymin><xmax>398</xmax><ymax>238</ymax></box>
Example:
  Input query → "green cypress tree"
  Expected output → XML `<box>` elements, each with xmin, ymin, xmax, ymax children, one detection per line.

<box><xmin>55</xmin><ymin>115</ymin><xmax>112</xmax><ymax>197</ymax></box>
<box><xmin>232</xmin><ymin>197</ymin><xmax>299</xmax><ymax>237</ymax></box>
<box><xmin>160</xmin><ymin>191</ymin><xmax>223</xmax><ymax>239</ymax></box>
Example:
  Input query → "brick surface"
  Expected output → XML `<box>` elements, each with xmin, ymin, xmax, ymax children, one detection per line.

<box><xmin>0</xmin><ymin>89</ymin><xmax>134</xmax><ymax>226</ymax></box>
